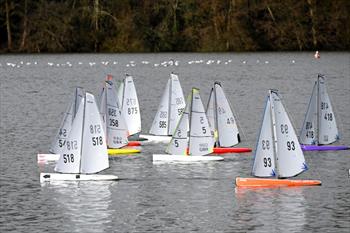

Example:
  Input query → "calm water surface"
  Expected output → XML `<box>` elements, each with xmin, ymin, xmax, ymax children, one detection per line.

<box><xmin>0</xmin><ymin>52</ymin><xmax>349</xmax><ymax>232</ymax></box>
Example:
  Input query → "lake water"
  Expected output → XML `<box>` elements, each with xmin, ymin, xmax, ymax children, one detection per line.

<box><xmin>0</xmin><ymin>52</ymin><xmax>349</xmax><ymax>232</ymax></box>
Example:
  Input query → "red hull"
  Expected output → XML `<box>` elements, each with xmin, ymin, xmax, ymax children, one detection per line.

<box><xmin>127</xmin><ymin>141</ymin><xmax>142</xmax><ymax>146</ymax></box>
<box><xmin>213</xmin><ymin>147</ymin><xmax>252</xmax><ymax>154</ymax></box>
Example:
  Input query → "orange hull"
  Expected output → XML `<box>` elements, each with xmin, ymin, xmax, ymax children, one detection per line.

<box><xmin>235</xmin><ymin>177</ymin><xmax>321</xmax><ymax>187</ymax></box>
<box><xmin>127</xmin><ymin>141</ymin><xmax>142</xmax><ymax>146</ymax></box>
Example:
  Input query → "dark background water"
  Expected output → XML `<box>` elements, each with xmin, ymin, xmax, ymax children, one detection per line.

<box><xmin>0</xmin><ymin>52</ymin><xmax>349</xmax><ymax>232</ymax></box>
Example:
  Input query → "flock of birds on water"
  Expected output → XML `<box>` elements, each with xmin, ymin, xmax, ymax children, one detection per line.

<box><xmin>1</xmin><ymin>58</ymin><xmax>300</xmax><ymax>69</ymax></box>
<box><xmin>0</xmin><ymin>51</ymin><xmax>322</xmax><ymax>69</ymax></box>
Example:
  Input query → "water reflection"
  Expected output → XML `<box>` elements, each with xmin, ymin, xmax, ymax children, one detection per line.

<box><xmin>41</xmin><ymin>181</ymin><xmax>116</xmax><ymax>233</ymax></box>
<box><xmin>234</xmin><ymin>187</ymin><xmax>306</xmax><ymax>232</ymax></box>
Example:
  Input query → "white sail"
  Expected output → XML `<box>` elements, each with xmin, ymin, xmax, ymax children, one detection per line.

<box><xmin>149</xmin><ymin>79</ymin><xmax>171</xmax><ymax>135</ymax></box>
<box><xmin>271</xmin><ymin>91</ymin><xmax>307</xmax><ymax>178</ymax></box>
<box><xmin>252</xmin><ymin>96</ymin><xmax>276</xmax><ymax>177</ymax></box>
<box><xmin>116</xmin><ymin>80</ymin><xmax>124</xmax><ymax>108</ymax></box>
<box><xmin>206</xmin><ymin>88</ymin><xmax>215</xmax><ymax>133</ymax></box>
<box><xmin>299</xmin><ymin>81</ymin><xmax>318</xmax><ymax>145</ymax></box>
<box><xmin>50</xmin><ymin>87</ymin><xmax>84</xmax><ymax>154</ymax></box>
<box><xmin>54</xmin><ymin>97</ymin><xmax>85</xmax><ymax>173</ymax></box>
<box><xmin>101</xmin><ymin>81</ymin><xmax>128</xmax><ymax>148</ymax></box>
<box><xmin>189</xmin><ymin>89</ymin><xmax>214</xmax><ymax>156</ymax></box>
<box><xmin>168</xmin><ymin>73</ymin><xmax>186</xmax><ymax>134</ymax></box>
<box><xmin>120</xmin><ymin>75</ymin><xmax>141</xmax><ymax>136</ymax></box>
<box><xmin>149</xmin><ymin>73</ymin><xmax>185</xmax><ymax>136</ymax></box>
<box><xmin>166</xmin><ymin>95</ymin><xmax>190</xmax><ymax>155</ymax></box>
<box><xmin>80</xmin><ymin>92</ymin><xmax>109</xmax><ymax>173</ymax></box>
<box><xmin>214</xmin><ymin>82</ymin><xmax>240</xmax><ymax>147</ymax></box>
<box><xmin>99</xmin><ymin>87</ymin><xmax>107</xmax><ymax>134</ymax></box>
<box><xmin>318</xmin><ymin>76</ymin><xmax>338</xmax><ymax>144</ymax></box>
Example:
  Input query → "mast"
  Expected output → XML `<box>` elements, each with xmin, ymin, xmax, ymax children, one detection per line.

<box><xmin>214</xmin><ymin>83</ymin><xmax>220</xmax><ymax>147</ymax></box>
<box><xmin>187</xmin><ymin>89</ymin><xmax>194</xmax><ymax>155</ymax></box>
<box><xmin>167</xmin><ymin>75</ymin><xmax>173</xmax><ymax>135</ymax></box>
<box><xmin>74</xmin><ymin>88</ymin><xmax>78</xmax><ymax>119</ymax></box>
<box><xmin>316</xmin><ymin>74</ymin><xmax>320</xmax><ymax>145</ymax></box>
<box><xmin>121</xmin><ymin>74</ymin><xmax>127</xmax><ymax>109</ymax></box>
<box><xmin>79</xmin><ymin>93</ymin><xmax>87</xmax><ymax>173</ymax></box>
<box><xmin>269</xmin><ymin>90</ymin><xmax>279</xmax><ymax>178</ymax></box>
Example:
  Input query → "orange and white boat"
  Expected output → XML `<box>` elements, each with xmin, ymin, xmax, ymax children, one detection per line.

<box><xmin>235</xmin><ymin>177</ymin><xmax>321</xmax><ymax>187</ymax></box>
<box><xmin>236</xmin><ymin>90</ymin><xmax>321</xmax><ymax>188</ymax></box>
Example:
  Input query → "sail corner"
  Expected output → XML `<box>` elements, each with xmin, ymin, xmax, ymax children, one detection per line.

<box><xmin>302</xmin><ymin>162</ymin><xmax>309</xmax><ymax>171</ymax></box>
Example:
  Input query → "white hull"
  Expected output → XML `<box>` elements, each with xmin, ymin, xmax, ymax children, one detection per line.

<box><xmin>40</xmin><ymin>173</ymin><xmax>118</xmax><ymax>182</ymax></box>
<box><xmin>140</xmin><ymin>134</ymin><xmax>172</xmax><ymax>144</ymax></box>
<box><xmin>37</xmin><ymin>153</ymin><xmax>60</xmax><ymax>163</ymax></box>
<box><xmin>152</xmin><ymin>154</ymin><xmax>224</xmax><ymax>162</ymax></box>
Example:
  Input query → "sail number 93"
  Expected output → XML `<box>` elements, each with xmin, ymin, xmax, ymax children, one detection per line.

<box><xmin>263</xmin><ymin>157</ymin><xmax>272</xmax><ymax>167</ymax></box>
<box><xmin>287</xmin><ymin>141</ymin><xmax>295</xmax><ymax>150</ymax></box>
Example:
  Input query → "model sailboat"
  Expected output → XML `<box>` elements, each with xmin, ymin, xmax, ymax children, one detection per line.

<box><xmin>40</xmin><ymin>92</ymin><xmax>118</xmax><ymax>182</ymax></box>
<box><xmin>206</xmin><ymin>82</ymin><xmax>252</xmax><ymax>153</ymax></box>
<box><xmin>99</xmin><ymin>77</ymin><xmax>141</xmax><ymax>155</ymax></box>
<box><xmin>141</xmin><ymin>73</ymin><xmax>185</xmax><ymax>144</ymax></box>
<box><xmin>153</xmin><ymin>88</ymin><xmax>223</xmax><ymax>162</ymax></box>
<box><xmin>236</xmin><ymin>90</ymin><xmax>321</xmax><ymax>187</ymax></box>
<box><xmin>117</xmin><ymin>74</ymin><xmax>145</xmax><ymax>141</ymax></box>
<box><xmin>300</xmin><ymin>74</ymin><xmax>349</xmax><ymax>151</ymax></box>
<box><xmin>37</xmin><ymin>87</ymin><xmax>84</xmax><ymax>163</ymax></box>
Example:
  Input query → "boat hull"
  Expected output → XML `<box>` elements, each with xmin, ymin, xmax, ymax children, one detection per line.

<box><xmin>140</xmin><ymin>134</ymin><xmax>172</xmax><ymax>144</ymax></box>
<box><xmin>37</xmin><ymin>153</ymin><xmax>60</xmax><ymax>164</ymax></box>
<box><xmin>127</xmin><ymin>141</ymin><xmax>142</xmax><ymax>146</ymax></box>
<box><xmin>38</xmin><ymin>148</ymin><xmax>140</xmax><ymax>163</ymax></box>
<box><xmin>213</xmin><ymin>147</ymin><xmax>252</xmax><ymax>154</ymax></box>
<box><xmin>235</xmin><ymin>177</ymin><xmax>322</xmax><ymax>187</ymax></box>
<box><xmin>40</xmin><ymin>173</ymin><xmax>118</xmax><ymax>182</ymax></box>
<box><xmin>301</xmin><ymin>144</ymin><xmax>350</xmax><ymax>151</ymax></box>
<box><xmin>107</xmin><ymin>148</ymin><xmax>140</xmax><ymax>155</ymax></box>
<box><xmin>153</xmin><ymin>154</ymin><xmax>224</xmax><ymax>162</ymax></box>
